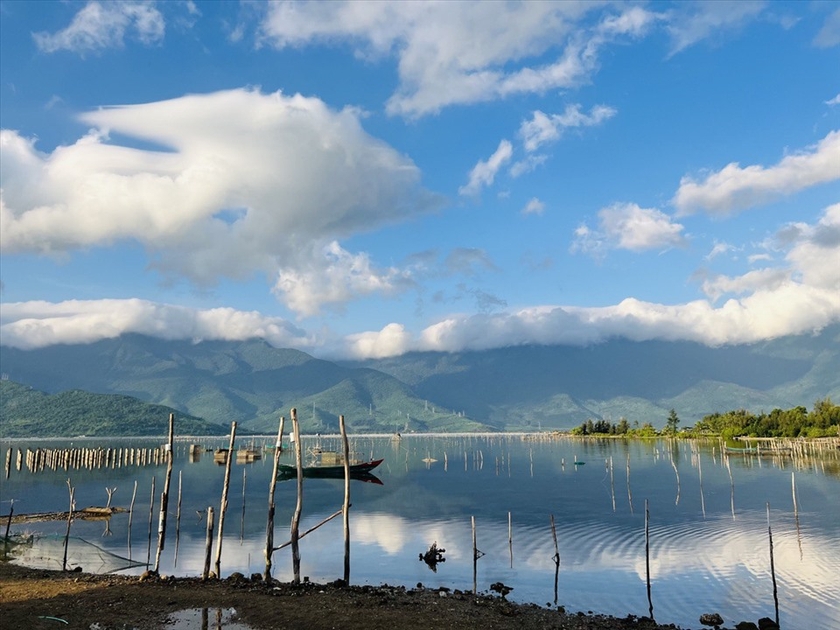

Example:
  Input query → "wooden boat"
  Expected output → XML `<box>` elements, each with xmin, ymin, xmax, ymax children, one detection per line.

<box><xmin>277</xmin><ymin>458</ymin><xmax>384</xmax><ymax>484</ymax></box>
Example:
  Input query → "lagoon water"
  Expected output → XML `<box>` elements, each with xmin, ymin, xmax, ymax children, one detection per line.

<box><xmin>2</xmin><ymin>435</ymin><xmax>838</xmax><ymax>629</ymax></box>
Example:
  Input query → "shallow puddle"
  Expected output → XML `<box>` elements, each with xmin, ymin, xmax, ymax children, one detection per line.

<box><xmin>164</xmin><ymin>608</ymin><xmax>254</xmax><ymax>630</ymax></box>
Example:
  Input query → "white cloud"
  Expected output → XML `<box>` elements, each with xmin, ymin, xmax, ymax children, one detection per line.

<box><xmin>258</xmin><ymin>2</ymin><xmax>656</xmax><ymax>117</ymax></box>
<box><xmin>705</xmin><ymin>241</ymin><xmax>736</xmax><ymax>261</ymax></box>
<box><xmin>814</xmin><ymin>7</ymin><xmax>840</xmax><ymax>48</ymax></box>
<box><xmin>673</xmin><ymin>130</ymin><xmax>840</xmax><ymax>216</ymax></box>
<box><xmin>4</xmin><ymin>205</ymin><xmax>837</xmax><ymax>358</ymax></box>
<box><xmin>700</xmin><ymin>267</ymin><xmax>790</xmax><ymax>301</ymax></box>
<box><xmin>572</xmin><ymin>202</ymin><xmax>687</xmax><ymax>255</ymax></box>
<box><xmin>459</xmin><ymin>140</ymin><xmax>513</xmax><ymax>196</ymax></box>
<box><xmin>665</xmin><ymin>0</ymin><xmax>766</xmax><ymax>56</ymax></box>
<box><xmin>520</xmin><ymin>104</ymin><xmax>616</xmax><ymax>153</ymax></box>
<box><xmin>0</xmin><ymin>299</ymin><xmax>316</xmax><ymax>350</ymax></box>
<box><xmin>32</xmin><ymin>1</ymin><xmax>165</xmax><ymax>54</ymax></box>
<box><xmin>826</xmin><ymin>93</ymin><xmax>840</xmax><ymax>106</ymax></box>
<box><xmin>273</xmin><ymin>241</ymin><xmax>413</xmax><ymax>317</ymax></box>
<box><xmin>522</xmin><ymin>198</ymin><xmax>545</xmax><ymax>216</ymax></box>
<box><xmin>0</xmin><ymin>88</ymin><xmax>442</xmax><ymax>315</ymax></box>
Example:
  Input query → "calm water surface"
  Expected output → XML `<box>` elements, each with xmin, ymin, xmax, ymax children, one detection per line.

<box><xmin>2</xmin><ymin>435</ymin><xmax>838</xmax><ymax>629</ymax></box>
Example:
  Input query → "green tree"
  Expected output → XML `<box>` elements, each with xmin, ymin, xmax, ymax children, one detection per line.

<box><xmin>665</xmin><ymin>408</ymin><xmax>680</xmax><ymax>434</ymax></box>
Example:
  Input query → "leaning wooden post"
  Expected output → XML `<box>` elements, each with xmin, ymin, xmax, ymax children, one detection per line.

<box><xmin>214</xmin><ymin>421</ymin><xmax>237</xmax><ymax>579</ymax></box>
<box><xmin>153</xmin><ymin>413</ymin><xmax>175</xmax><ymax>573</ymax></box>
<box><xmin>645</xmin><ymin>499</ymin><xmax>653</xmax><ymax>620</ymax></box>
<box><xmin>340</xmin><ymin>414</ymin><xmax>351</xmax><ymax>584</ymax></box>
<box><xmin>202</xmin><ymin>507</ymin><xmax>215</xmax><ymax>580</ymax></box>
<box><xmin>264</xmin><ymin>416</ymin><xmax>285</xmax><ymax>581</ymax></box>
<box><xmin>290</xmin><ymin>408</ymin><xmax>304</xmax><ymax>583</ymax></box>
<box><xmin>767</xmin><ymin>502</ymin><xmax>779</xmax><ymax>626</ymax></box>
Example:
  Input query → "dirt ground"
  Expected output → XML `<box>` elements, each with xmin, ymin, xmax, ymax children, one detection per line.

<box><xmin>0</xmin><ymin>563</ymin><xmax>686</xmax><ymax>630</ymax></box>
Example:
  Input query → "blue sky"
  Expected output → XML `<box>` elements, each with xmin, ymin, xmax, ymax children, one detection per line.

<box><xmin>1</xmin><ymin>0</ymin><xmax>838</xmax><ymax>359</ymax></box>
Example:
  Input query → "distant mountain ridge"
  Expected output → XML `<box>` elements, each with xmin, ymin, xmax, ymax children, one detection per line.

<box><xmin>0</xmin><ymin>380</ymin><xmax>228</xmax><ymax>438</ymax></box>
<box><xmin>0</xmin><ymin>335</ymin><xmax>487</xmax><ymax>434</ymax></box>
<box><xmin>1</xmin><ymin>326</ymin><xmax>838</xmax><ymax>435</ymax></box>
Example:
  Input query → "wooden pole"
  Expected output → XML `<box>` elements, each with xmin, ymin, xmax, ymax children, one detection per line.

<box><xmin>645</xmin><ymin>499</ymin><xmax>653</xmax><ymax>620</ymax></box>
<box><xmin>767</xmin><ymin>502</ymin><xmax>779</xmax><ymax>626</ymax></box>
<box><xmin>153</xmin><ymin>413</ymin><xmax>175</xmax><ymax>573</ymax></box>
<box><xmin>214</xmin><ymin>421</ymin><xmax>237</xmax><ymax>578</ymax></box>
<box><xmin>272</xmin><ymin>507</ymin><xmax>345</xmax><ymax>552</ymax></box>
<box><xmin>62</xmin><ymin>479</ymin><xmax>75</xmax><ymax>571</ymax></box>
<box><xmin>472</xmin><ymin>515</ymin><xmax>478</xmax><ymax>594</ymax></box>
<box><xmin>174</xmin><ymin>471</ymin><xmax>183</xmax><ymax>568</ymax></box>
<box><xmin>340</xmin><ymin>415</ymin><xmax>351</xmax><ymax>583</ymax></box>
<box><xmin>202</xmin><ymin>507</ymin><xmax>215</xmax><ymax>580</ymax></box>
<box><xmin>291</xmin><ymin>408</ymin><xmax>304</xmax><ymax>583</ymax></box>
<box><xmin>146</xmin><ymin>476</ymin><xmax>155</xmax><ymax>567</ymax></box>
<box><xmin>127</xmin><ymin>480</ymin><xmax>138</xmax><ymax>559</ymax></box>
<box><xmin>264</xmin><ymin>416</ymin><xmax>285</xmax><ymax>581</ymax></box>
<box><xmin>508</xmin><ymin>511</ymin><xmax>513</xmax><ymax>568</ymax></box>
<box><xmin>240</xmin><ymin>468</ymin><xmax>247</xmax><ymax>542</ymax></box>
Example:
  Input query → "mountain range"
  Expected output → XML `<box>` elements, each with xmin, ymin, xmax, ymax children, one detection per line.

<box><xmin>1</xmin><ymin>325</ymin><xmax>838</xmax><ymax>436</ymax></box>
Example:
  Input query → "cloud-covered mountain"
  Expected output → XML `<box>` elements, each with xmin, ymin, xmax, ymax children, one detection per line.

<box><xmin>1</xmin><ymin>327</ymin><xmax>837</xmax><ymax>435</ymax></box>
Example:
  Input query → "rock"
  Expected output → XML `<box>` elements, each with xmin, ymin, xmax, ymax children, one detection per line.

<box><xmin>700</xmin><ymin>612</ymin><xmax>724</xmax><ymax>626</ymax></box>
<box><xmin>758</xmin><ymin>618</ymin><xmax>780</xmax><ymax>630</ymax></box>
<box><xmin>735</xmin><ymin>623</ymin><xmax>759</xmax><ymax>630</ymax></box>
<box><xmin>250</xmin><ymin>573</ymin><xmax>263</xmax><ymax>582</ymax></box>
<box><xmin>227</xmin><ymin>572</ymin><xmax>246</xmax><ymax>583</ymax></box>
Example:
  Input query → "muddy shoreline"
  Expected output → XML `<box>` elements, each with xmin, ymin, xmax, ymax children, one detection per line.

<box><xmin>0</xmin><ymin>562</ymin><xmax>690</xmax><ymax>630</ymax></box>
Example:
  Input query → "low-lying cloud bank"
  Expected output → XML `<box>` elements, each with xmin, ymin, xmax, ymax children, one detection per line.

<box><xmin>2</xmin><ymin>280</ymin><xmax>838</xmax><ymax>359</ymax></box>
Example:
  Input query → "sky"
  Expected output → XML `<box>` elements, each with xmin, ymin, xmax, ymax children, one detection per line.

<box><xmin>1</xmin><ymin>0</ymin><xmax>839</xmax><ymax>360</ymax></box>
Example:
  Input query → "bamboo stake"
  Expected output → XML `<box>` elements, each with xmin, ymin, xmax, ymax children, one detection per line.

<box><xmin>214</xmin><ymin>421</ymin><xmax>237</xmax><ymax>578</ymax></box>
<box><xmin>626</xmin><ymin>454</ymin><xmax>634</xmax><ymax>514</ymax></box>
<box><xmin>264</xmin><ymin>416</ymin><xmax>285</xmax><ymax>581</ymax></box>
<box><xmin>127</xmin><ymin>480</ymin><xmax>138</xmax><ymax>559</ymax></box>
<box><xmin>670</xmin><ymin>457</ymin><xmax>680</xmax><ymax>506</ymax></box>
<box><xmin>174</xmin><ymin>471</ymin><xmax>183</xmax><ymax>568</ymax></box>
<box><xmin>146</xmin><ymin>476</ymin><xmax>155</xmax><ymax>567</ymax></box>
<box><xmin>240</xmin><ymin>468</ymin><xmax>247</xmax><ymax>543</ymax></box>
<box><xmin>767</xmin><ymin>502</ymin><xmax>779</xmax><ymax>626</ymax></box>
<box><xmin>472</xmin><ymin>515</ymin><xmax>478</xmax><ymax>594</ymax></box>
<box><xmin>508</xmin><ymin>511</ymin><xmax>513</xmax><ymax>568</ymax></box>
<box><xmin>202</xmin><ymin>507</ymin><xmax>215</xmax><ymax>580</ymax></box>
<box><xmin>610</xmin><ymin>456</ymin><xmax>616</xmax><ymax>512</ymax></box>
<box><xmin>340</xmin><ymin>415</ymin><xmax>351</xmax><ymax>583</ymax></box>
<box><xmin>645</xmin><ymin>499</ymin><xmax>653</xmax><ymax>620</ymax></box>
<box><xmin>291</xmin><ymin>408</ymin><xmax>303</xmax><ymax>583</ymax></box>
<box><xmin>153</xmin><ymin>413</ymin><xmax>175</xmax><ymax>573</ymax></box>
<box><xmin>4</xmin><ymin>499</ymin><xmax>14</xmax><ymax>541</ymax></box>
<box><xmin>62</xmin><ymin>479</ymin><xmax>75</xmax><ymax>571</ymax></box>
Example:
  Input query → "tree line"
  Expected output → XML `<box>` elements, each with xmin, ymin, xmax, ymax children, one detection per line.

<box><xmin>571</xmin><ymin>398</ymin><xmax>840</xmax><ymax>439</ymax></box>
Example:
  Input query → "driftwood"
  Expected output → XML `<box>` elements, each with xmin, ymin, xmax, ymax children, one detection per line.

<box><xmin>3</xmin><ymin>506</ymin><xmax>127</xmax><ymax>525</ymax></box>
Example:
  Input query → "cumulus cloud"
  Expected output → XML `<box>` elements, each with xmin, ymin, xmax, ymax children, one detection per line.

<box><xmin>32</xmin><ymin>1</ymin><xmax>165</xmax><ymax>54</ymax></box>
<box><xmin>814</xmin><ymin>7</ymin><xmax>840</xmax><ymax>48</ymax></box>
<box><xmin>520</xmin><ymin>104</ymin><xmax>616</xmax><ymax>153</ymax></box>
<box><xmin>665</xmin><ymin>0</ymin><xmax>766</xmax><ymax>56</ymax></box>
<box><xmin>273</xmin><ymin>241</ymin><xmax>413</xmax><ymax>317</ymax></box>
<box><xmin>572</xmin><ymin>203</ymin><xmax>687</xmax><ymax>256</ymax></box>
<box><xmin>459</xmin><ymin>140</ymin><xmax>513</xmax><ymax>196</ymax></box>
<box><xmin>0</xmin><ymin>88</ymin><xmax>442</xmax><ymax>314</ymax></box>
<box><xmin>705</xmin><ymin>241</ymin><xmax>736</xmax><ymax>261</ymax></box>
<box><xmin>673</xmin><ymin>130</ymin><xmax>840</xmax><ymax>216</ymax></box>
<box><xmin>258</xmin><ymin>2</ymin><xmax>656</xmax><ymax>117</ymax></box>
<box><xmin>522</xmin><ymin>198</ymin><xmax>545</xmax><ymax>216</ymax></box>
<box><xmin>0</xmin><ymin>299</ymin><xmax>316</xmax><ymax>350</ymax></box>
<box><xmin>4</xmin><ymin>205</ymin><xmax>837</xmax><ymax>358</ymax></box>
<box><xmin>700</xmin><ymin>267</ymin><xmax>790</xmax><ymax>301</ymax></box>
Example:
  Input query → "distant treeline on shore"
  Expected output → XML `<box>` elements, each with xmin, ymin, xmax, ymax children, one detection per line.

<box><xmin>572</xmin><ymin>398</ymin><xmax>840</xmax><ymax>439</ymax></box>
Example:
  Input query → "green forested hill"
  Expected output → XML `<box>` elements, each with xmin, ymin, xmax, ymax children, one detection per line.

<box><xmin>0</xmin><ymin>381</ymin><xmax>229</xmax><ymax>437</ymax></box>
<box><xmin>0</xmin><ymin>335</ymin><xmax>488</xmax><ymax>434</ymax></box>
